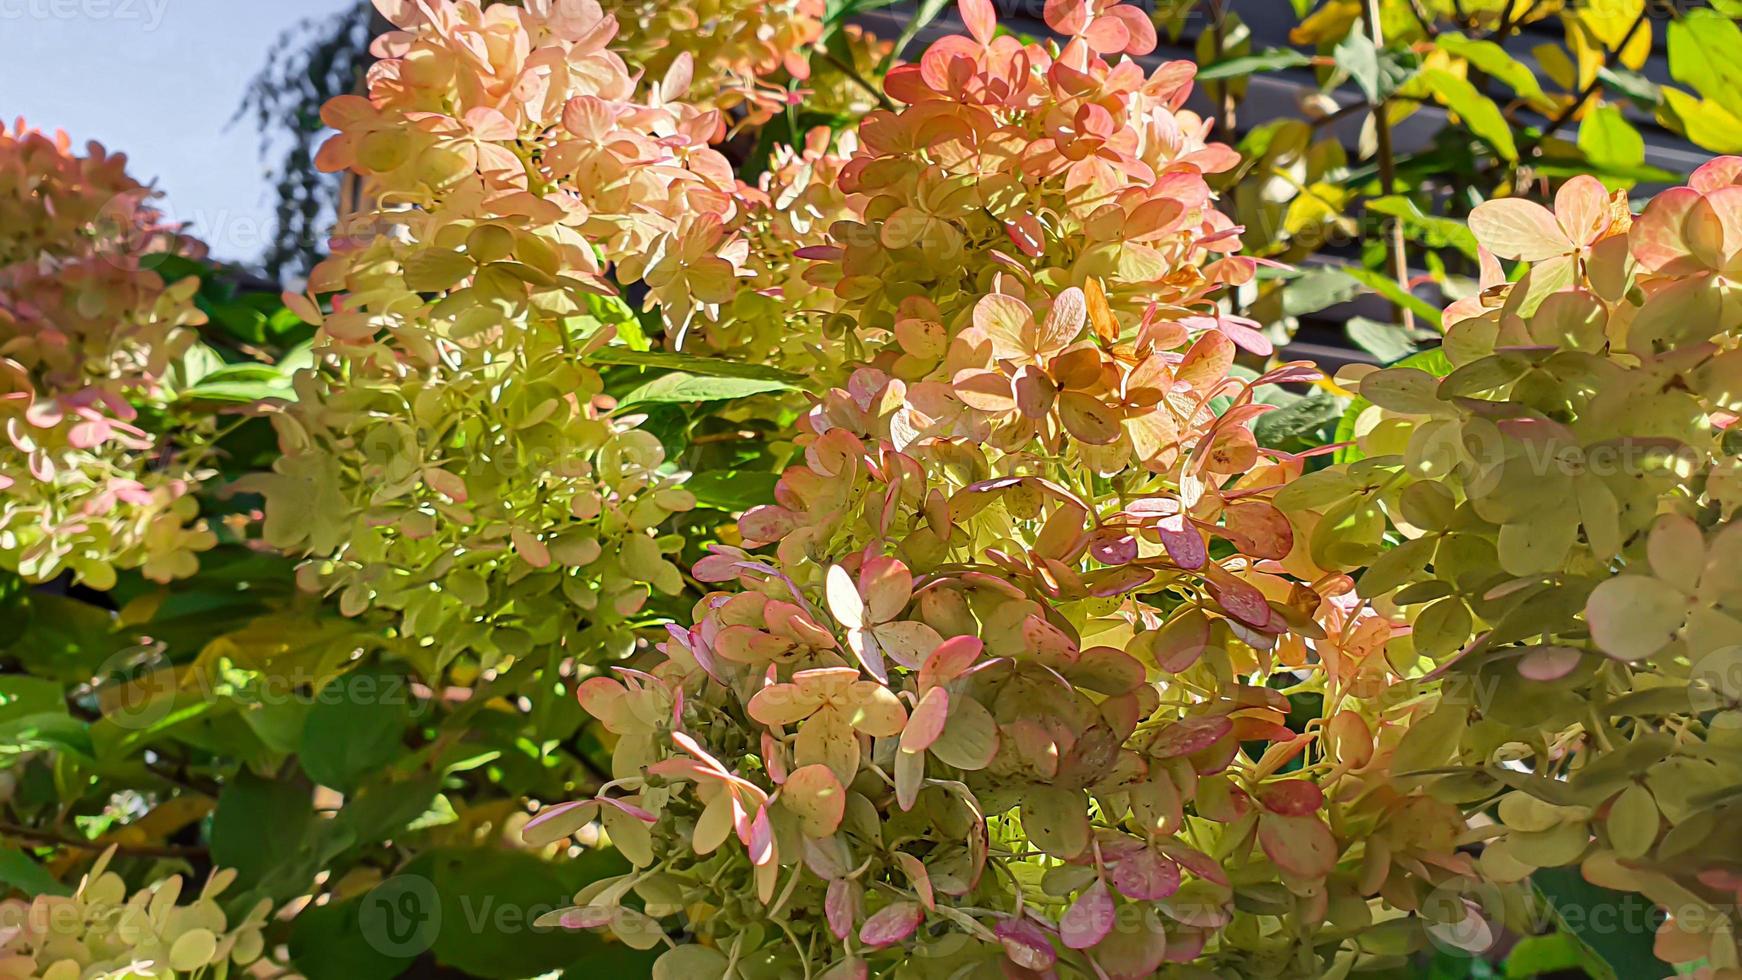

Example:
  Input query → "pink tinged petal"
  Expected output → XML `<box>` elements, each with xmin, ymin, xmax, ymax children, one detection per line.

<box><xmin>1254</xmin><ymin>780</ymin><xmax>1325</xmax><ymax>817</ymax></box>
<box><xmin>996</xmin><ymin>917</ymin><xmax>1058</xmax><ymax>970</ymax></box>
<box><xmin>959</xmin><ymin>0</ymin><xmax>996</xmax><ymax>44</ymax></box>
<box><xmin>671</xmin><ymin>730</ymin><xmax>732</xmax><ymax>774</ymax></box>
<box><xmin>859</xmin><ymin>901</ymin><xmax>925</xmax><ymax>948</ymax></box>
<box><xmin>1693</xmin><ymin>156</ymin><xmax>1742</xmax><ymax>192</ymax></box>
<box><xmin>1630</xmin><ymin>187</ymin><xmax>1706</xmax><ymax>274</ymax></box>
<box><xmin>1467</xmin><ymin>197</ymin><xmax>1569</xmax><ymax>261</ymax></box>
<box><xmin>901</xmin><ymin>687</ymin><xmax>950</xmax><ymax>752</ymax></box>
<box><xmin>858</xmin><ymin>556</ymin><xmax>914</xmax><ymax>622</ymax></box>
<box><xmin>782</xmin><ymin>764</ymin><xmax>847</xmax><ymax>837</ymax></box>
<box><xmin>1703</xmin><ymin>186</ymin><xmax>1742</xmax><ymax>266</ymax></box>
<box><xmin>1148</xmin><ymin>716</ymin><xmax>1232</xmax><ymax>758</ymax></box>
<box><xmin>1554</xmin><ymin>175</ymin><xmax>1612</xmax><ymax>247</ymax></box>
<box><xmin>894</xmin><ymin>852</ymin><xmax>935</xmax><ymax>908</ymax></box>
<box><xmin>847</xmin><ymin>627</ymin><xmax>890</xmax><ymax>683</ymax></box>
<box><xmin>746</xmin><ymin>806</ymin><xmax>775</xmax><ymax>866</ymax></box>
<box><xmin>1039</xmin><ymin>287</ymin><xmax>1087</xmax><ymax>353</ymax></box>
<box><xmin>1059</xmin><ymin>879</ymin><xmax>1116</xmax><ymax>949</ymax></box>
<box><xmin>1006</xmin><ymin>213</ymin><xmax>1046</xmax><ymax>257</ymax></box>
<box><xmin>1685</xmin><ymin>195</ymin><xmax>1731</xmax><ymax>271</ymax></box>
<box><xmin>1111</xmin><ymin>849</ymin><xmax>1181</xmax><ymax>901</ymax></box>
<box><xmin>920</xmin><ymin>635</ymin><xmax>984</xmax><ymax>690</ymax></box>
<box><xmin>1107</xmin><ymin>3</ymin><xmax>1157</xmax><ymax>54</ymax></box>
<box><xmin>1518</xmin><ymin>645</ymin><xmax>1583</xmax><ymax>681</ymax></box>
<box><xmin>1021</xmin><ymin>614</ymin><xmax>1078</xmax><ymax>659</ymax></box>
<box><xmin>1155</xmin><ymin>514</ymin><xmax>1206</xmax><ymax>569</ymax></box>
<box><xmin>575</xmin><ymin>678</ymin><xmax>629</xmax><ymax>731</ymax></box>
<box><xmin>521</xmin><ymin>800</ymin><xmax>598</xmax><ymax>847</ymax></box>
<box><xmin>67</xmin><ymin>420</ymin><xmax>108</xmax><ymax>449</ymax></box>
<box><xmin>737</xmin><ymin>505</ymin><xmax>796</xmax><ymax>544</ymax></box>
<box><xmin>826</xmin><ymin>879</ymin><xmax>861</xmax><ymax>940</ymax></box>
<box><xmin>1257</xmin><ymin>813</ymin><xmax>1340</xmax><ymax>878</ymax></box>
<box><xmin>557</xmin><ymin>906</ymin><xmax>615</xmax><ymax>930</ymax></box>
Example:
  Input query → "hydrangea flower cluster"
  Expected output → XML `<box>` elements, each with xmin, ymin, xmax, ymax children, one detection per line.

<box><xmin>0</xmin><ymin>121</ymin><xmax>215</xmax><ymax>588</ymax></box>
<box><xmin>605</xmin><ymin>0</ymin><xmax>825</xmax><ymax>125</ymax></box>
<box><xmin>1282</xmin><ymin>163</ymin><xmax>1742</xmax><ymax>973</ymax></box>
<box><xmin>248</xmin><ymin>0</ymin><xmax>769</xmax><ymax>665</ymax></box>
<box><xmin>545</xmin><ymin>3</ymin><xmax>1488</xmax><ymax>976</ymax></box>
<box><xmin>0</xmin><ymin>848</ymin><xmax>271</xmax><ymax>979</ymax></box>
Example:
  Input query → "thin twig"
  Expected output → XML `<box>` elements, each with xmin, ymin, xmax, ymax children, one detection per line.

<box><xmin>0</xmin><ymin>823</ymin><xmax>208</xmax><ymax>859</ymax></box>
<box><xmin>1531</xmin><ymin>5</ymin><xmax>1651</xmax><ymax>150</ymax></box>
<box><xmin>817</xmin><ymin>49</ymin><xmax>895</xmax><ymax>113</ymax></box>
<box><xmin>1406</xmin><ymin>0</ymin><xmax>1438</xmax><ymax>38</ymax></box>
<box><xmin>1362</xmin><ymin>0</ymin><xmax>1416</xmax><ymax>333</ymax></box>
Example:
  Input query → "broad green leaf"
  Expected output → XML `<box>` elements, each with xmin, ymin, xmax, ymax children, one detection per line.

<box><xmin>1667</xmin><ymin>10</ymin><xmax>1742</xmax><ymax>108</ymax></box>
<box><xmin>1346</xmin><ymin>317</ymin><xmax>1418</xmax><ymax>364</ymax></box>
<box><xmin>1422</xmin><ymin>68</ymin><xmax>1518</xmax><ymax>162</ymax></box>
<box><xmin>1533</xmin><ymin>867</ymin><xmax>1666</xmax><ymax>980</ymax></box>
<box><xmin>1341</xmin><ymin>266</ymin><xmax>1445</xmax><ymax>328</ymax></box>
<box><xmin>587</xmin><ymin>348</ymin><xmax>808</xmax><ymax>385</ymax></box>
<box><xmin>685</xmin><ymin>470</ymin><xmax>779</xmax><ymax>512</ymax></box>
<box><xmin>1197</xmin><ymin>49</ymin><xmax>1313</xmax><ymax>82</ymax></box>
<box><xmin>1280</xmin><ymin>268</ymin><xmax>1363</xmax><ymax>318</ymax></box>
<box><xmin>1659</xmin><ymin>87</ymin><xmax>1742</xmax><ymax>154</ymax></box>
<box><xmin>298</xmin><ymin>668</ymin><xmax>414</xmax><ymax>793</ymax></box>
<box><xmin>0</xmin><ymin>847</ymin><xmax>70</xmax><ymax>897</ymax></box>
<box><xmin>211</xmin><ymin>772</ymin><xmax>322</xmax><ymax>903</ymax></box>
<box><xmin>1436</xmin><ymin>33</ymin><xmax>1545</xmax><ymax>102</ymax></box>
<box><xmin>1578</xmin><ymin>105</ymin><xmax>1645</xmax><ymax>189</ymax></box>
<box><xmin>621</xmin><ymin>371</ymin><xmax>793</xmax><ymax>406</ymax></box>
<box><xmin>1367</xmin><ymin>196</ymin><xmax>1479</xmax><ymax>260</ymax></box>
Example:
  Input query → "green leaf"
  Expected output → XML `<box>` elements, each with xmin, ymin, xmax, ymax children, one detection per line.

<box><xmin>1598</xmin><ymin>66</ymin><xmax>1660</xmax><ymax>106</ymax></box>
<box><xmin>1281</xmin><ymin>268</ymin><xmax>1364</xmax><ymax>318</ymax></box>
<box><xmin>181</xmin><ymin>364</ymin><xmax>294</xmax><ymax>404</ymax></box>
<box><xmin>210</xmin><ymin>772</ymin><xmax>322</xmax><ymax>903</ymax></box>
<box><xmin>289</xmin><ymin>894</ymin><xmax>416</xmax><ymax>980</ymax></box>
<box><xmin>1502</xmin><ymin>933</ymin><xmax>1591</xmax><ymax>978</ymax></box>
<box><xmin>1421</xmin><ymin>68</ymin><xmax>1517</xmax><ymax>161</ymax></box>
<box><xmin>0</xmin><ymin>676</ymin><xmax>66</xmax><ymax>724</ymax></box>
<box><xmin>400</xmin><ymin>847</ymin><xmax>639</xmax><ymax>979</ymax></box>
<box><xmin>1436</xmin><ymin>33</ymin><xmax>1544</xmax><ymax>102</ymax></box>
<box><xmin>1659</xmin><ymin>87</ymin><xmax>1742</xmax><ymax>154</ymax></box>
<box><xmin>1533</xmin><ymin>867</ymin><xmax>1665</xmax><ymax>980</ymax></box>
<box><xmin>1667</xmin><ymin>10</ymin><xmax>1742</xmax><ymax>108</ymax></box>
<box><xmin>1578</xmin><ymin>105</ymin><xmax>1646</xmax><ymax>189</ymax></box>
<box><xmin>1346</xmin><ymin>317</ymin><xmax>1418</xmax><ymax>364</ymax></box>
<box><xmin>620</xmin><ymin>372</ymin><xmax>793</xmax><ymax>406</ymax></box>
<box><xmin>1340</xmin><ymin>266</ymin><xmax>1445</xmax><ymax>329</ymax></box>
<box><xmin>587</xmin><ymin>348</ymin><xmax>808</xmax><ymax>386</ymax></box>
<box><xmin>887</xmin><ymin>0</ymin><xmax>950</xmax><ymax>65</ymax></box>
<box><xmin>1366</xmin><ymin>195</ymin><xmax>1480</xmax><ymax>259</ymax></box>
<box><xmin>685</xmin><ymin>470</ymin><xmax>780</xmax><ymax>512</ymax></box>
<box><xmin>299</xmin><ymin>667</ymin><xmax>414</xmax><ymax>793</ymax></box>
<box><xmin>1254</xmin><ymin>389</ymin><xmax>1345</xmax><ymax>449</ymax></box>
<box><xmin>1197</xmin><ymin>48</ymin><xmax>1313</xmax><ymax>82</ymax></box>
<box><xmin>0</xmin><ymin>847</ymin><xmax>70</xmax><ymax>897</ymax></box>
